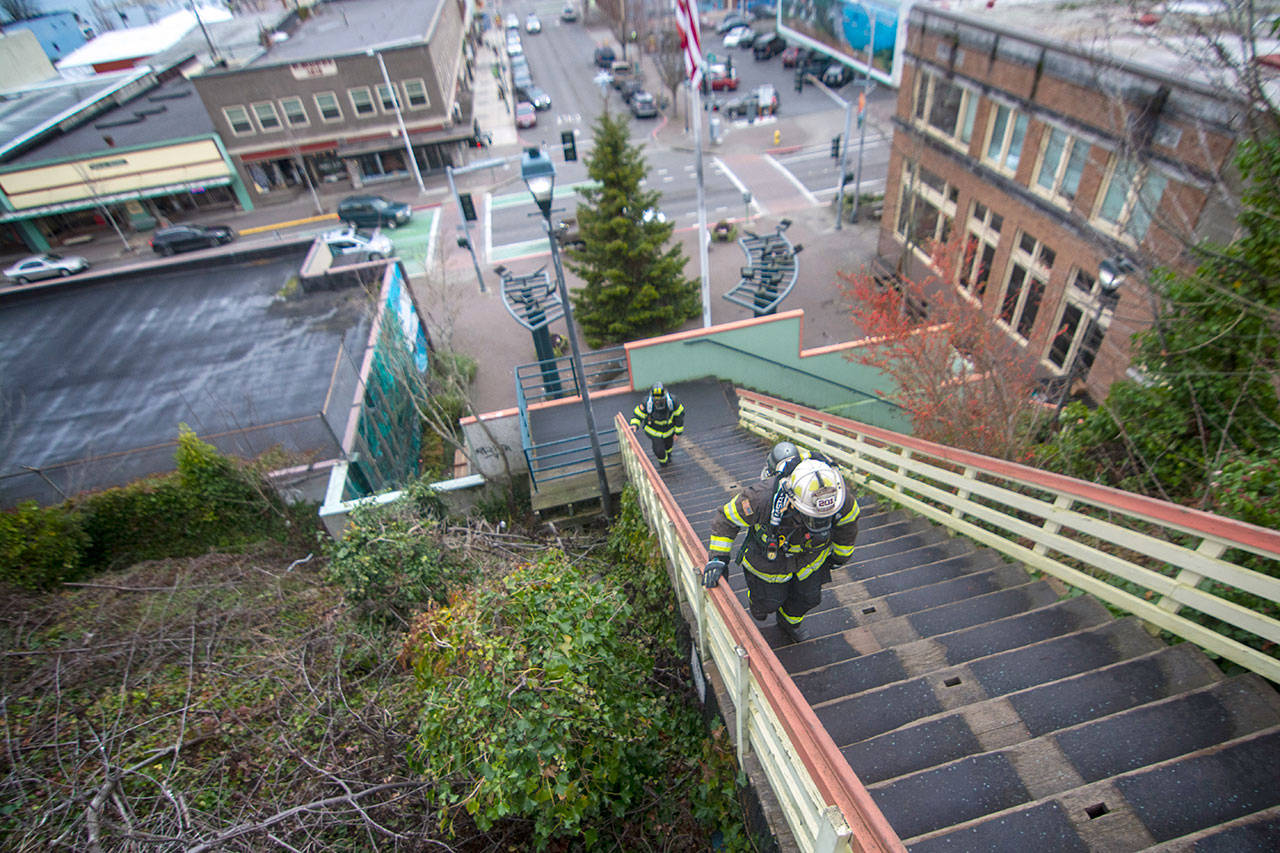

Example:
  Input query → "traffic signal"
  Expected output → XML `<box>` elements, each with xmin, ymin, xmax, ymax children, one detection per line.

<box><xmin>831</xmin><ymin>135</ymin><xmax>842</xmax><ymax>159</ymax></box>
<box><xmin>458</xmin><ymin>192</ymin><xmax>477</xmax><ymax>222</ymax></box>
<box><xmin>561</xmin><ymin>130</ymin><xmax>577</xmax><ymax>162</ymax></box>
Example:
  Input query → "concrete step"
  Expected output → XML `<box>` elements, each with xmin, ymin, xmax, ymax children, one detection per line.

<box><xmin>866</xmin><ymin>678</ymin><xmax>1280</xmax><ymax>840</ymax></box>
<box><xmin>904</xmin><ymin>727</ymin><xmax>1280</xmax><ymax>851</ymax></box>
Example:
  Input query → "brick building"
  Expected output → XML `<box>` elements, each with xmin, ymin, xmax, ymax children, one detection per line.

<box><xmin>191</xmin><ymin>0</ymin><xmax>476</xmax><ymax>202</ymax></box>
<box><xmin>879</xmin><ymin>4</ymin><xmax>1243</xmax><ymax>403</ymax></box>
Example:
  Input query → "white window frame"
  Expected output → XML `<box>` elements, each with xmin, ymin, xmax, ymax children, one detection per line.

<box><xmin>983</xmin><ymin>104</ymin><xmax>1030</xmax><ymax>175</ymax></box>
<box><xmin>895</xmin><ymin>161</ymin><xmax>959</xmax><ymax>262</ymax></box>
<box><xmin>314</xmin><ymin>91</ymin><xmax>343</xmax><ymax>122</ymax></box>
<box><xmin>1045</xmin><ymin>267</ymin><xmax>1115</xmax><ymax>373</ymax></box>
<box><xmin>251</xmin><ymin>100</ymin><xmax>282</xmax><ymax>132</ymax></box>
<box><xmin>401</xmin><ymin>78</ymin><xmax>429</xmax><ymax>109</ymax></box>
<box><xmin>278</xmin><ymin>96</ymin><xmax>309</xmax><ymax>128</ymax></box>
<box><xmin>222</xmin><ymin>105</ymin><xmax>254</xmax><ymax>136</ymax></box>
<box><xmin>913</xmin><ymin>70</ymin><xmax>978</xmax><ymax>150</ymax></box>
<box><xmin>376</xmin><ymin>83</ymin><xmax>400</xmax><ymax>112</ymax></box>
<box><xmin>348</xmin><ymin>86</ymin><xmax>376</xmax><ymax>118</ymax></box>
<box><xmin>1093</xmin><ymin>155</ymin><xmax>1169</xmax><ymax>244</ymax></box>
<box><xmin>1033</xmin><ymin>126</ymin><xmax>1090</xmax><ymax>206</ymax></box>
<box><xmin>957</xmin><ymin>202</ymin><xmax>1003</xmax><ymax>303</ymax></box>
<box><xmin>997</xmin><ymin>230</ymin><xmax>1055</xmax><ymax>342</ymax></box>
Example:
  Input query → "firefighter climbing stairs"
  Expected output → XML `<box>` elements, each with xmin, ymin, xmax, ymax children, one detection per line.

<box><xmin>646</xmin><ymin>378</ymin><xmax>1280</xmax><ymax>851</ymax></box>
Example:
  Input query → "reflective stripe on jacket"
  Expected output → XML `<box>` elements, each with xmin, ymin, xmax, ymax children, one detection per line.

<box><xmin>630</xmin><ymin>398</ymin><xmax>684</xmax><ymax>438</ymax></box>
<box><xmin>708</xmin><ymin>479</ymin><xmax>859</xmax><ymax>583</ymax></box>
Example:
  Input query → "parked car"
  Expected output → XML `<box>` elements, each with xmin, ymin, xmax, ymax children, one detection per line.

<box><xmin>504</xmin><ymin>13</ymin><xmax>519</xmax><ymax>30</ymax></box>
<box><xmin>525</xmin><ymin>12</ymin><xmax>541</xmax><ymax>33</ymax></box>
<box><xmin>320</xmin><ymin>226</ymin><xmax>393</xmax><ymax>261</ymax></box>
<box><xmin>723</xmin><ymin>93</ymin><xmax>759</xmax><ymax>118</ymax></box>
<box><xmin>781</xmin><ymin>45</ymin><xmax>802</xmax><ymax>67</ymax></box>
<box><xmin>630</xmin><ymin>91</ymin><xmax>658</xmax><ymax>118</ymax></box>
<box><xmin>723</xmin><ymin>26</ymin><xmax>755</xmax><ymax>48</ymax></box>
<box><xmin>4</xmin><ymin>253</ymin><xmax>89</xmax><ymax>283</ymax></box>
<box><xmin>753</xmin><ymin>32</ymin><xmax>786</xmax><ymax>59</ymax></box>
<box><xmin>561</xmin><ymin>4</ymin><xmax>578</xmax><ymax>22</ymax></box>
<box><xmin>593</xmin><ymin>45</ymin><xmax>616</xmax><ymax>68</ymax></box>
<box><xmin>705</xmin><ymin>64</ymin><xmax>739</xmax><ymax>91</ymax></box>
<box><xmin>513</xmin><ymin>66</ymin><xmax>534</xmax><ymax>90</ymax></box>
<box><xmin>802</xmin><ymin>51</ymin><xmax>831</xmax><ymax>77</ymax></box>
<box><xmin>515</xmin><ymin>101</ymin><xmax>537</xmax><ymax>128</ymax></box>
<box><xmin>517</xmin><ymin>83</ymin><xmax>552</xmax><ymax>110</ymax></box>
<box><xmin>618</xmin><ymin>79</ymin><xmax>645</xmax><ymax>104</ymax></box>
<box><xmin>506</xmin><ymin>37</ymin><xmax>523</xmax><ymax>57</ymax></box>
<box><xmin>149</xmin><ymin>224</ymin><xmax>235</xmax><ymax>256</ymax></box>
<box><xmin>756</xmin><ymin>83</ymin><xmax>779</xmax><ymax>114</ymax></box>
<box><xmin>823</xmin><ymin>62</ymin><xmax>854</xmax><ymax>87</ymax></box>
<box><xmin>337</xmin><ymin>195</ymin><xmax>412</xmax><ymax>228</ymax></box>
<box><xmin>716</xmin><ymin>13</ymin><xmax>749</xmax><ymax>35</ymax></box>
<box><xmin>609</xmin><ymin>60</ymin><xmax>636</xmax><ymax>89</ymax></box>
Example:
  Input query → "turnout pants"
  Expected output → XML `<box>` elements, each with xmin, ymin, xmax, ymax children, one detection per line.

<box><xmin>648</xmin><ymin>432</ymin><xmax>674</xmax><ymax>464</ymax></box>
<box><xmin>742</xmin><ymin>561</ymin><xmax>831</xmax><ymax>624</ymax></box>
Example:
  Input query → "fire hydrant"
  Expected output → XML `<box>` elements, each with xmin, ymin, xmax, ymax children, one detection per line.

<box><xmin>773</xmin><ymin>129</ymin><xmax>781</xmax><ymax>146</ymax></box>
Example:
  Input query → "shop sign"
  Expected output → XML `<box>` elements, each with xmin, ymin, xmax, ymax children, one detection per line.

<box><xmin>290</xmin><ymin>60</ymin><xmax>338</xmax><ymax>79</ymax></box>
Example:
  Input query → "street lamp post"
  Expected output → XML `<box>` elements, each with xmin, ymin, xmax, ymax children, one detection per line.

<box><xmin>521</xmin><ymin>147</ymin><xmax>612</xmax><ymax>516</ymax></box>
<box><xmin>1054</xmin><ymin>256</ymin><xmax>1131</xmax><ymax>415</ymax></box>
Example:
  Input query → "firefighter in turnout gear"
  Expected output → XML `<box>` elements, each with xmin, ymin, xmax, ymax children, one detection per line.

<box><xmin>702</xmin><ymin>459</ymin><xmax>859</xmax><ymax>643</ymax></box>
<box><xmin>630</xmin><ymin>382</ymin><xmax>684</xmax><ymax>465</ymax></box>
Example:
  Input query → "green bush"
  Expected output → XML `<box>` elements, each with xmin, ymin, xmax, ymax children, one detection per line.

<box><xmin>0</xmin><ymin>501</ymin><xmax>90</xmax><ymax>590</ymax></box>
<box><xmin>77</xmin><ymin>426</ymin><xmax>286</xmax><ymax>570</ymax></box>
<box><xmin>323</xmin><ymin>485</ymin><xmax>471</xmax><ymax>622</ymax></box>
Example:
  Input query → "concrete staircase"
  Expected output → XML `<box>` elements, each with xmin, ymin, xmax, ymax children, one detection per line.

<box><xmin>665</xmin><ymin>404</ymin><xmax>1280</xmax><ymax>851</ymax></box>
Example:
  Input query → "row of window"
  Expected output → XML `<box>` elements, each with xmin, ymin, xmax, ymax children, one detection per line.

<box><xmin>222</xmin><ymin>79</ymin><xmax>431</xmax><ymax>136</ymax></box>
<box><xmin>911</xmin><ymin>70</ymin><xmax>1170</xmax><ymax>246</ymax></box>
<box><xmin>895</xmin><ymin>168</ymin><xmax>1113</xmax><ymax>374</ymax></box>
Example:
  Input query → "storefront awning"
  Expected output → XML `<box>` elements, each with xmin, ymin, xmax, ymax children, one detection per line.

<box><xmin>335</xmin><ymin>126</ymin><xmax>473</xmax><ymax>158</ymax></box>
<box><xmin>0</xmin><ymin>177</ymin><xmax>234</xmax><ymax>223</ymax></box>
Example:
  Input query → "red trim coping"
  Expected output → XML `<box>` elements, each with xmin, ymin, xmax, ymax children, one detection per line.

<box><xmin>738</xmin><ymin>389</ymin><xmax>1280</xmax><ymax>556</ymax></box>
<box><xmin>616</xmin><ymin>414</ymin><xmax>905</xmax><ymax>852</ymax></box>
<box><xmin>623</xmin><ymin>309</ymin><xmax>805</xmax><ymax>351</ymax></box>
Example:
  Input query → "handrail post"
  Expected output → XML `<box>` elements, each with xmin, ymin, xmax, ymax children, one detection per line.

<box><xmin>953</xmin><ymin>467</ymin><xmax>978</xmax><ymax>519</ymax></box>
<box><xmin>1035</xmin><ymin>494</ymin><xmax>1074</xmax><ymax>556</ymax></box>
<box><xmin>734</xmin><ymin>645</ymin><xmax>750</xmax><ymax>759</ymax></box>
<box><xmin>1158</xmin><ymin>539</ymin><xmax>1224</xmax><ymax>615</ymax></box>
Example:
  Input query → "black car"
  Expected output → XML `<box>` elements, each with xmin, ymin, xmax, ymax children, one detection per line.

<box><xmin>723</xmin><ymin>94</ymin><xmax>759</xmax><ymax>118</ymax></box>
<box><xmin>517</xmin><ymin>83</ymin><xmax>552</xmax><ymax>110</ymax></box>
<box><xmin>801</xmin><ymin>51</ymin><xmax>831</xmax><ymax>77</ymax></box>
<box><xmin>618</xmin><ymin>79</ymin><xmax>645</xmax><ymax>105</ymax></box>
<box><xmin>716</xmin><ymin>14</ymin><xmax>749</xmax><ymax>35</ymax></box>
<box><xmin>337</xmin><ymin>195</ymin><xmax>412</xmax><ymax>228</ymax></box>
<box><xmin>593</xmin><ymin>45</ymin><xmax>616</xmax><ymax>68</ymax></box>
<box><xmin>149</xmin><ymin>224</ymin><xmax>235</xmax><ymax>256</ymax></box>
<box><xmin>822</xmin><ymin>62</ymin><xmax>854</xmax><ymax>87</ymax></box>
<box><xmin>753</xmin><ymin>32</ymin><xmax>786</xmax><ymax>60</ymax></box>
<box><xmin>630</xmin><ymin>91</ymin><xmax>658</xmax><ymax>118</ymax></box>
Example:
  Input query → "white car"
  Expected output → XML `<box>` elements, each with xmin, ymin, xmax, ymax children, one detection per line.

<box><xmin>4</xmin><ymin>253</ymin><xmax>90</xmax><ymax>284</ymax></box>
<box><xmin>723</xmin><ymin>26</ymin><xmax>754</xmax><ymax>48</ymax></box>
<box><xmin>525</xmin><ymin>13</ymin><xmax>541</xmax><ymax>33</ymax></box>
<box><xmin>320</xmin><ymin>227</ymin><xmax>393</xmax><ymax>261</ymax></box>
<box><xmin>506</xmin><ymin>37</ymin><xmax>523</xmax><ymax>57</ymax></box>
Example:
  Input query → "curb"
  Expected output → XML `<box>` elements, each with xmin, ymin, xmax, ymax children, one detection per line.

<box><xmin>238</xmin><ymin>213</ymin><xmax>337</xmax><ymax>235</ymax></box>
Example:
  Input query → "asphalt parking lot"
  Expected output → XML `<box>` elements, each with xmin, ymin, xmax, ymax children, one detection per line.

<box><xmin>0</xmin><ymin>247</ymin><xmax>370</xmax><ymax>506</ymax></box>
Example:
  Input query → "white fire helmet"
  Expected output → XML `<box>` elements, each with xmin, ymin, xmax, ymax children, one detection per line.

<box><xmin>787</xmin><ymin>459</ymin><xmax>845</xmax><ymax>525</ymax></box>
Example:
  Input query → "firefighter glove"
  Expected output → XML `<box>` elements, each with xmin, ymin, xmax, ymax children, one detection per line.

<box><xmin>702</xmin><ymin>559</ymin><xmax>726</xmax><ymax>589</ymax></box>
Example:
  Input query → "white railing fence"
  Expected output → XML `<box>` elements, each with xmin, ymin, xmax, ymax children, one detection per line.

<box><xmin>736</xmin><ymin>390</ymin><xmax>1280</xmax><ymax>684</ymax></box>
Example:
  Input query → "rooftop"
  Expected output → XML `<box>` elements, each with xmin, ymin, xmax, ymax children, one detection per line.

<box><xmin>5</xmin><ymin>77</ymin><xmax>214</xmax><ymax>166</ymax></box>
<box><xmin>0</xmin><ymin>68</ymin><xmax>155</xmax><ymax>162</ymax></box>
<box><xmin>247</xmin><ymin>0</ymin><xmax>445</xmax><ymax>66</ymax></box>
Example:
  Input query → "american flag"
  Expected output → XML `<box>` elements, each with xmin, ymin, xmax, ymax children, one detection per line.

<box><xmin>673</xmin><ymin>0</ymin><xmax>704</xmax><ymax>86</ymax></box>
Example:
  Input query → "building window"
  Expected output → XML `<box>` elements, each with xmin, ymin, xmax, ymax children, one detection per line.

<box><xmin>998</xmin><ymin>230</ymin><xmax>1054</xmax><ymax>341</ymax></box>
<box><xmin>896</xmin><ymin>162</ymin><xmax>959</xmax><ymax>258</ymax></box>
<box><xmin>251</xmin><ymin>101</ymin><xmax>282</xmax><ymax>131</ymax></box>
<box><xmin>314</xmin><ymin>91</ymin><xmax>343</xmax><ymax>122</ymax></box>
<box><xmin>279</xmin><ymin>96</ymin><xmax>309</xmax><ymax>127</ymax></box>
<box><xmin>958</xmin><ymin>201</ymin><xmax>1003</xmax><ymax>301</ymax></box>
<box><xmin>223</xmin><ymin>105</ymin><xmax>253</xmax><ymax>135</ymax></box>
<box><xmin>376</xmin><ymin>84</ymin><xmax>400</xmax><ymax>112</ymax></box>
<box><xmin>348</xmin><ymin>86</ymin><xmax>376</xmax><ymax>117</ymax></box>
<box><xmin>984</xmin><ymin>104</ymin><xmax>1029</xmax><ymax>174</ymax></box>
<box><xmin>1095</xmin><ymin>156</ymin><xmax>1169</xmax><ymax>242</ymax></box>
<box><xmin>913</xmin><ymin>70</ymin><xmax>977</xmax><ymax>148</ymax></box>
<box><xmin>402</xmin><ymin>78</ymin><xmax>429</xmax><ymax>109</ymax></box>
<box><xmin>1034</xmin><ymin>127</ymin><xmax>1089</xmax><ymax>204</ymax></box>
<box><xmin>1046</xmin><ymin>268</ymin><xmax>1113</xmax><ymax>372</ymax></box>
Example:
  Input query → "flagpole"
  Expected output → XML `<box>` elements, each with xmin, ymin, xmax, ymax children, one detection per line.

<box><xmin>691</xmin><ymin>80</ymin><xmax>711</xmax><ymax>327</ymax></box>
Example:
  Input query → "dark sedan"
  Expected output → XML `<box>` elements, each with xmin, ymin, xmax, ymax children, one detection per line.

<box><xmin>149</xmin><ymin>224</ymin><xmax>235</xmax><ymax>256</ymax></box>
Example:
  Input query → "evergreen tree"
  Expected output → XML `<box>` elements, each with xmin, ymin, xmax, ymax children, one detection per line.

<box><xmin>566</xmin><ymin>109</ymin><xmax>700</xmax><ymax>347</ymax></box>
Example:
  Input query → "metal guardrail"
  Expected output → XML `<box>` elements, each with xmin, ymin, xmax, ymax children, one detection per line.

<box><xmin>615</xmin><ymin>414</ymin><xmax>904</xmax><ymax>853</ymax></box>
<box><xmin>736</xmin><ymin>389</ymin><xmax>1280</xmax><ymax>683</ymax></box>
<box><xmin>515</xmin><ymin>345</ymin><xmax>628</xmax><ymax>407</ymax></box>
<box><xmin>684</xmin><ymin>338</ymin><xmax>903</xmax><ymax>409</ymax></box>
